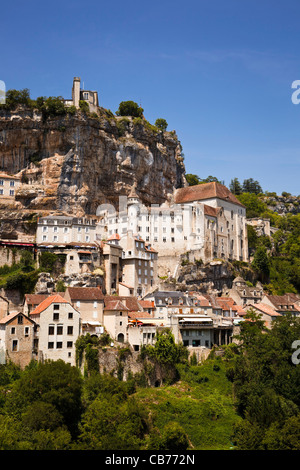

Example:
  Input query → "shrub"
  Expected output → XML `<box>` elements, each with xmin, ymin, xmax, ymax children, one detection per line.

<box><xmin>116</xmin><ymin>101</ymin><xmax>143</xmax><ymax>118</ymax></box>
<box><xmin>155</xmin><ymin>118</ymin><xmax>168</xmax><ymax>131</ymax></box>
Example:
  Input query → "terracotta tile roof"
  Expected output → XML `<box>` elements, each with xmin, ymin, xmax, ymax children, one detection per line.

<box><xmin>107</xmin><ymin>234</ymin><xmax>121</xmax><ymax>241</ymax></box>
<box><xmin>174</xmin><ymin>182</ymin><xmax>245</xmax><ymax>207</ymax></box>
<box><xmin>104</xmin><ymin>300</ymin><xmax>129</xmax><ymax>311</ymax></box>
<box><xmin>25</xmin><ymin>294</ymin><xmax>50</xmax><ymax>306</ymax></box>
<box><xmin>139</xmin><ymin>300</ymin><xmax>155</xmax><ymax>309</ymax></box>
<box><xmin>30</xmin><ymin>294</ymin><xmax>69</xmax><ymax>316</ymax></box>
<box><xmin>203</xmin><ymin>204</ymin><xmax>219</xmax><ymax>217</ymax></box>
<box><xmin>0</xmin><ymin>311</ymin><xmax>35</xmax><ymax>324</ymax></box>
<box><xmin>128</xmin><ymin>311</ymin><xmax>153</xmax><ymax>319</ymax></box>
<box><xmin>104</xmin><ymin>296</ymin><xmax>142</xmax><ymax>312</ymax></box>
<box><xmin>66</xmin><ymin>287</ymin><xmax>104</xmax><ymax>301</ymax></box>
<box><xmin>265</xmin><ymin>294</ymin><xmax>300</xmax><ymax>308</ymax></box>
<box><xmin>248</xmin><ymin>302</ymin><xmax>281</xmax><ymax>317</ymax></box>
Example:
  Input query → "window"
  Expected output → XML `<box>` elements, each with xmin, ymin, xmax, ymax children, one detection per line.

<box><xmin>24</xmin><ymin>327</ymin><xmax>29</xmax><ymax>337</ymax></box>
<box><xmin>54</xmin><ymin>304</ymin><xmax>59</xmax><ymax>310</ymax></box>
<box><xmin>48</xmin><ymin>325</ymin><xmax>55</xmax><ymax>335</ymax></box>
<box><xmin>11</xmin><ymin>327</ymin><xmax>15</xmax><ymax>334</ymax></box>
<box><xmin>10</xmin><ymin>180</ymin><xmax>15</xmax><ymax>187</ymax></box>
<box><xmin>48</xmin><ymin>342</ymin><xmax>54</xmax><ymax>349</ymax></box>
<box><xmin>0</xmin><ymin>189</ymin><xmax>3</xmax><ymax>195</ymax></box>
<box><xmin>68</xmin><ymin>312</ymin><xmax>73</xmax><ymax>319</ymax></box>
<box><xmin>53</xmin><ymin>226</ymin><xmax>58</xmax><ymax>232</ymax></box>
<box><xmin>53</xmin><ymin>312</ymin><xmax>59</xmax><ymax>321</ymax></box>
<box><xmin>67</xmin><ymin>341</ymin><xmax>73</xmax><ymax>348</ymax></box>
<box><xmin>12</xmin><ymin>340</ymin><xmax>18</xmax><ymax>351</ymax></box>
<box><xmin>42</xmin><ymin>235</ymin><xmax>47</xmax><ymax>241</ymax></box>
<box><xmin>56</xmin><ymin>342</ymin><xmax>63</xmax><ymax>349</ymax></box>
<box><xmin>9</xmin><ymin>190</ymin><xmax>14</xmax><ymax>196</ymax></box>
<box><xmin>43</xmin><ymin>226</ymin><xmax>48</xmax><ymax>232</ymax></box>
<box><xmin>67</xmin><ymin>326</ymin><xmax>73</xmax><ymax>335</ymax></box>
<box><xmin>18</xmin><ymin>315</ymin><xmax>23</xmax><ymax>324</ymax></box>
<box><xmin>0</xmin><ymin>180</ymin><xmax>3</xmax><ymax>186</ymax></box>
<box><xmin>57</xmin><ymin>325</ymin><xmax>63</xmax><ymax>335</ymax></box>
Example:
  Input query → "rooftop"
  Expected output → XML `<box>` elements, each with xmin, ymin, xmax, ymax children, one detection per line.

<box><xmin>174</xmin><ymin>182</ymin><xmax>245</xmax><ymax>207</ymax></box>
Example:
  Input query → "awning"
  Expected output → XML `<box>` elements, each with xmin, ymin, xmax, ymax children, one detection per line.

<box><xmin>179</xmin><ymin>317</ymin><xmax>213</xmax><ymax>323</ymax></box>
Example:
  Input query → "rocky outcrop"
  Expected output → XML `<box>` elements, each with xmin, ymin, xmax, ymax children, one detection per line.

<box><xmin>0</xmin><ymin>107</ymin><xmax>186</xmax><ymax>216</ymax></box>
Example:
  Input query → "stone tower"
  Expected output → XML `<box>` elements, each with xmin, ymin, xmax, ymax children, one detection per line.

<box><xmin>72</xmin><ymin>77</ymin><xmax>81</xmax><ymax>108</ymax></box>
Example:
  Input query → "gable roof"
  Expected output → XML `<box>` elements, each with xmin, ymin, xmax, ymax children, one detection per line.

<box><xmin>0</xmin><ymin>311</ymin><xmax>35</xmax><ymax>325</ymax></box>
<box><xmin>25</xmin><ymin>294</ymin><xmax>51</xmax><ymax>306</ymax></box>
<box><xmin>104</xmin><ymin>296</ymin><xmax>143</xmax><ymax>312</ymax></box>
<box><xmin>248</xmin><ymin>302</ymin><xmax>281</xmax><ymax>317</ymax></box>
<box><xmin>30</xmin><ymin>294</ymin><xmax>69</xmax><ymax>316</ymax></box>
<box><xmin>66</xmin><ymin>287</ymin><xmax>104</xmax><ymax>301</ymax></box>
<box><xmin>174</xmin><ymin>182</ymin><xmax>245</xmax><ymax>207</ymax></box>
<box><xmin>104</xmin><ymin>300</ymin><xmax>129</xmax><ymax>311</ymax></box>
<box><xmin>264</xmin><ymin>293</ymin><xmax>300</xmax><ymax>309</ymax></box>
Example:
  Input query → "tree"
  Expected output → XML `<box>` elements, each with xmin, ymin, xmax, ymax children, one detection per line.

<box><xmin>251</xmin><ymin>245</ymin><xmax>270</xmax><ymax>283</ymax></box>
<box><xmin>116</xmin><ymin>101</ymin><xmax>144</xmax><ymax>118</ymax></box>
<box><xmin>185</xmin><ymin>174</ymin><xmax>200</xmax><ymax>186</ymax></box>
<box><xmin>5</xmin><ymin>360</ymin><xmax>83</xmax><ymax>437</ymax></box>
<box><xmin>230</xmin><ymin>178</ymin><xmax>242</xmax><ymax>195</ymax></box>
<box><xmin>242</xmin><ymin>178</ymin><xmax>263</xmax><ymax>194</ymax></box>
<box><xmin>155</xmin><ymin>118</ymin><xmax>168</xmax><ymax>131</ymax></box>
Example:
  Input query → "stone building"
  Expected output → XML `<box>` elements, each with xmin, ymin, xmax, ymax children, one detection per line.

<box><xmin>0</xmin><ymin>173</ymin><xmax>21</xmax><ymax>199</ymax></box>
<box><xmin>225</xmin><ymin>276</ymin><xmax>264</xmax><ymax>306</ymax></box>
<box><xmin>97</xmin><ymin>182</ymin><xmax>248</xmax><ymax>276</ymax></box>
<box><xmin>64</xmin><ymin>287</ymin><xmax>104</xmax><ymax>337</ymax></box>
<box><xmin>64</xmin><ymin>77</ymin><xmax>99</xmax><ymax>113</ymax></box>
<box><xmin>36</xmin><ymin>215</ymin><xmax>101</xmax><ymax>275</ymax></box>
<box><xmin>101</xmin><ymin>231</ymin><xmax>158</xmax><ymax>298</ymax></box>
<box><xmin>0</xmin><ymin>311</ymin><xmax>37</xmax><ymax>368</ymax></box>
<box><xmin>29</xmin><ymin>293</ymin><xmax>81</xmax><ymax>366</ymax></box>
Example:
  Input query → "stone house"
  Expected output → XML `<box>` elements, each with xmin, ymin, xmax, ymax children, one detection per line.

<box><xmin>226</xmin><ymin>276</ymin><xmax>264</xmax><ymax>306</ymax></box>
<box><xmin>0</xmin><ymin>173</ymin><xmax>21</xmax><ymax>199</ymax></box>
<box><xmin>261</xmin><ymin>293</ymin><xmax>300</xmax><ymax>315</ymax></box>
<box><xmin>29</xmin><ymin>294</ymin><xmax>81</xmax><ymax>366</ymax></box>
<box><xmin>64</xmin><ymin>287</ymin><xmax>104</xmax><ymax>337</ymax></box>
<box><xmin>23</xmin><ymin>293</ymin><xmax>49</xmax><ymax>315</ymax></box>
<box><xmin>36</xmin><ymin>215</ymin><xmax>97</xmax><ymax>245</ymax></box>
<box><xmin>103</xmin><ymin>299</ymin><xmax>129</xmax><ymax>344</ymax></box>
<box><xmin>246</xmin><ymin>302</ymin><xmax>281</xmax><ymax>329</ymax></box>
<box><xmin>100</xmin><ymin>237</ymin><xmax>123</xmax><ymax>294</ymax></box>
<box><xmin>64</xmin><ymin>77</ymin><xmax>99</xmax><ymax>113</ymax></box>
<box><xmin>101</xmin><ymin>231</ymin><xmax>158</xmax><ymax>298</ymax></box>
<box><xmin>0</xmin><ymin>311</ymin><xmax>37</xmax><ymax>368</ymax></box>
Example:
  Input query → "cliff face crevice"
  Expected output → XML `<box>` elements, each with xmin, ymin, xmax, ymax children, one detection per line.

<box><xmin>0</xmin><ymin>108</ymin><xmax>186</xmax><ymax>216</ymax></box>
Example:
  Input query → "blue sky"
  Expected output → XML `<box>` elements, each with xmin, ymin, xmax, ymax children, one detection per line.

<box><xmin>1</xmin><ymin>0</ymin><xmax>300</xmax><ymax>195</ymax></box>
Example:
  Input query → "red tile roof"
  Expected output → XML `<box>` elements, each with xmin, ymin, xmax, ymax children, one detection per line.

<box><xmin>30</xmin><ymin>294</ymin><xmax>69</xmax><ymax>316</ymax></box>
<box><xmin>0</xmin><ymin>311</ymin><xmax>35</xmax><ymax>324</ymax></box>
<box><xmin>174</xmin><ymin>182</ymin><xmax>245</xmax><ymax>207</ymax></box>
<box><xmin>25</xmin><ymin>294</ymin><xmax>50</xmax><ymax>306</ymax></box>
<box><xmin>249</xmin><ymin>302</ymin><xmax>282</xmax><ymax>317</ymax></box>
<box><xmin>66</xmin><ymin>287</ymin><xmax>104</xmax><ymax>301</ymax></box>
<box><xmin>104</xmin><ymin>300</ymin><xmax>129</xmax><ymax>311</ymax></box>
<box><xmin>104</xmin><ymin>296</ymin><xmax>142</xmax><ymax>312</ymax></box>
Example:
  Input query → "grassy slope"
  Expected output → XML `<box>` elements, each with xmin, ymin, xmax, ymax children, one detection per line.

<box><xmin>134</xmin><ymin>357</ymin><xmax>241</xmax><ymax>450</ymax></box>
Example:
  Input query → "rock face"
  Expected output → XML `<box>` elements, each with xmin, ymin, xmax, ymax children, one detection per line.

<box><xmin>0</xmin><ymin>108</ymin><xmax>186</xmax><ymax>216</ymax></box>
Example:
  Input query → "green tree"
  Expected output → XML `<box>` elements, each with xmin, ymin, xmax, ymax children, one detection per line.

<box><xmin>155</xmin><ymin>118</ymin><xmax>168</xmax><ymax>131</ymax></box>
<box><xmin>229</xmin><ymin>177</ymin><xmax>242</xmax><ymax>195</ymax></box>
<box><xmin>185</xmin><ymin>174</ymin><xmax>200</xmax><ymax>186</ymax></box>
<box><xmin>116</xmin><ymin>101</ymin><xmax>144</xmax><ymax>118</ymax></box>
<box><xmin>242</xmin><ymin>178</ymin><xmax>263</xmax><ymax>194</ymax></box>
<box><xmin>251</xmin><ymin>245</ymin><xmax>270</xmax><ymax>283</ymax></box>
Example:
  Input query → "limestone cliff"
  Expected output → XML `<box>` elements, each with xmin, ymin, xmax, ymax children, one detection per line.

<box><xmin>0</xmin><ymin>107</ymin><xmax>186</xmax><ymax>217</ymax></box>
